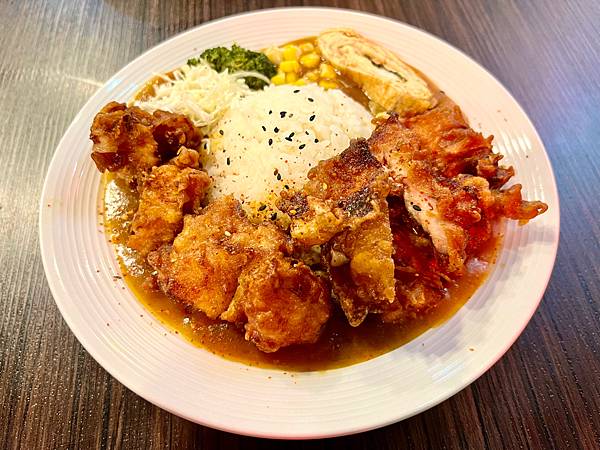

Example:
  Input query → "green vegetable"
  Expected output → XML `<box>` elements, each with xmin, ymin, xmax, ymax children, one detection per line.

<box><xmin>188</xmin><ymin>44</ymin><xmax>276</xmax><ymax>90</ymax></box>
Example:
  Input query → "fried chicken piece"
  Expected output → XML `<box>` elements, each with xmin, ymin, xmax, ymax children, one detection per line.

<box><xmin>280</xmin><ymin>139</ymin><xmax>395</xmax><ymax>326</ymax></box>
<box><xmin>128</xmin><ymin>155</ymin><xmax>210</xmax><ymax>257</ymax></box>
<box><xmin>369</xmin><ymin>101</ymin><xmax>547</xmax><ymax>273</ymax></box>
<box><xmin>280</xmin><ymin>139</ymin><xmax>390</xmax><ymax>246</ymax></box>
<box><xmin>148</xmin><ymin>196</ymin><xmax>291</xmax><ymax>319</ymax></box>
<box><xmin>221</xmin><ymin>256</ymin><xmax>331</xmax><ymax>352</ymax></box>
<box><xmin>324</xmin><ymin>213</ymin><xmax>395</xmax><ymax>326</ymax></box>
<box><xmin>90</xmin><ymin>101</ymin><xmax>201</xmax><ymax>182</ymax></box>
<box><xmin>152</xmin><ymin>110</ymin><xmax>202</xmax><ymax>159</ymax></box>
<box><xmin>90</xmin><ymin>102</ymin><xmax>159</xmax><ymax>180</ymax></box>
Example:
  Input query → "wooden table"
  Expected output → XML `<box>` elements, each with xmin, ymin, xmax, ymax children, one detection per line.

<box><xmin>1</xmin><ymin>1</ymin><xmax>599</xmax><ymax>448</ymax></box>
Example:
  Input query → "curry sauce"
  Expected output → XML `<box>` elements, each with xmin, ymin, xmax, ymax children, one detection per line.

<box><xmin>103</xmin><ymin>174</ymin><xmax>501</xmax><ymax>371</ymax></box>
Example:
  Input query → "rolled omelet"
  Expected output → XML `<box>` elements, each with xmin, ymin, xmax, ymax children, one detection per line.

<box><xmin>317</xmin><ymin>28</ymin><xmax>437</xmax><ymax>116</ymax></box>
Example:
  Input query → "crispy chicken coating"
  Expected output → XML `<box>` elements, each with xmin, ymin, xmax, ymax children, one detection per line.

<box><xmin>148</xmin><ymin>196</ymin><xmax>292</xmax><ymax>319</ymax></box>
<box><xmin>90</xmin><ymin>101</ymin><xmax>201</xmax><ymax>182</ymax></box>
<box><xmin>221</xmin><ymin>256</ymin><xmax>331</xmax><ymax>352</ymax></box>
<box><xmin>369</xmin><ymin>100</ymin><xmax>547</xmax><ymax>273</ymax></box>
<box><xmin>280</xmin><ymin>139</ymin><xmax>395</xmax><ymax>326</ymax></box>
<box><xmin>128</xmin><ymin>153</ymin><xmax>210</xmax><ymax>258</ymax></box>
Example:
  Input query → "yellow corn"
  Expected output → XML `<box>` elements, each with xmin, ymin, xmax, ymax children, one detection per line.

<box><xmin>300</xmin><ymin>42</ymin><xmax>315</xmax><ymax>53</ymax></box>
<box><xmin>279</xmin><ymin>60</ymin><xmax>301</xmax><ymax>73</ymax></box>
<box><xmin>319</xmin><ymin>79</ymin><xmax>338</xmax><ymax>90</ymax></box>
<box><xmin>319</xmin><ymin>63</ymin><xmax>337</xmax><ymax>80</ymax></box>
<box><xmin>264</xmin><ymin>46</ymin><xmax>283</xmax><ymax>65</ymax></box>
<box><xmin>282</xmin><ymin>45</ymin><xmax>300</xmax><ymax>61</ymax></box>
<box><xmin>285</xmin><ymin>72</ymin><xmax>298</xmax><ymax>83</ymax></box>
<box><xmin>271</xmin><ymin>71</ymin><xmax>286</xmax><ymax>85</ymax></box>
<box><xmin>305</xmin><ymin>70</ymin><xmax>319</xmax><ymax>82</ymax></box>
<box><xmin>299</xmin><ymin>53</ymin><xmax>321</xmax><ymax>69</ymax></box>
<box><xmin>293</xmin><ymin>78</ymin><xmax>307</xmax><ymax>86</ymax></box>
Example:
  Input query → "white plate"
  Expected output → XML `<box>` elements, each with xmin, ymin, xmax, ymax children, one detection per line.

<box><xmin>39</xmin><ymin>7</ymin><xmax>559</xmax><ymax>439</ymax></box>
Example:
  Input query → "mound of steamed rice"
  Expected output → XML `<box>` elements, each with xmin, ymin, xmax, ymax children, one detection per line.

<box><xmin>201</xmin><ymin>84</ymin><xmax>374</xmax><ymax>214</ymax></box>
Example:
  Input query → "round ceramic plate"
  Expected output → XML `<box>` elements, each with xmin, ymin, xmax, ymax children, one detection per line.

<box><xmin>40</xmin><ymin>7</ymin><xmax>559</xmax><ymax>439</ymax></box>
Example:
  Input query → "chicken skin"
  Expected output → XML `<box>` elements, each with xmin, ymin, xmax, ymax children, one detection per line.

<box><xmin>280</xmin><ymin>139</ymin><xmax>395</xmax><ymax>326</ymax></box>
<box><xmin>148</xmin><ymin>196</ymin><xmax>291</xmax><ymax>319</ymax></box>
<box><xmin>128</xmin><ymin>157</ymin><xmax>210</xmax><ymax>258</ymax></box>
<box><xmin>369</xmin><ymin>100</ymin><xmax>547</xmax><ymax>273</ymax></box>
<box><xmin>221</xmin><ymin>256</ymin><xmax>331</xmax><ymax>352</ymax></box>
<box><xmin>90</xmin><ymin>101</ymin><xmax>201</xmax><ymax>182</ymax></box>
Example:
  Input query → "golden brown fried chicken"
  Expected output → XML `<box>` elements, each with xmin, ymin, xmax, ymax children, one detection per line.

<box><xmin>280</xmin><ymin>139</ymin><xmax>395</xmax><ymax>326</ymax></box>
<box><xmin>221</xmin><ymin>256</ymin><xmax>331</xmax><ymax>352</ymax></box>
<box><xmin>369</xmin><ymin>101</ymin><xmax>547</xmax><ymax>273</ymax></box>
<box><xmin>90</xmin><ymin>102</ymin><xmax>159</xmax><ymax>180</ymax></box>
<box><xmin>148</xmin><ymin>196</ymin><xmax>292</xmax><ymax>319</ymax></box>
<box><xmin>90</xmin><ymin>101</ymin><xmax>201</xmax><ymax>182</ymax></box>
<box><xmin>128</xmin><ymin>154</ymin><xmax>210</xmax><ymax>258</ymax></box>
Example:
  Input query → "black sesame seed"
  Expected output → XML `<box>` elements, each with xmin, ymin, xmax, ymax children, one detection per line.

<box><xmin>270</xmin><ymin>213</ymin><xmax>278</xmax><ymax>220</ymax></box>
<box><xmin>314</xmin><ymin>138</ymin><xmax>319</xmax><ymax>143</ymax></box>
<box><xmin>284</xmin><ymin>184</ymin><xmax>289</xmax><ymax>189</ymax></box>
<box><xmin>276</xmin><ymin>173</ymin><xmax>282</xmax><ymax>180</ymax></box>
<box><xmin>268</xmin><ymin>138</ymin><xmax>273</xmax><ymax>145</ymax></box>
<box><xmin>299</xmin><ymin>144</ymin><xmax>306</xmax><ymax>150</ymax></box>
<box><xmin>285</xmin><ymin>137</ymin><xmax>292</xmax><ymax>142</ymax></box>
<box><xmin>280</xmin><ymin>111</ymin><xmax>287</xmax><ymax>118</ymax></box>
<box><xmin>268</xmin><ymin>110</ymin><xmax>272</xmax><ymax>114</ymax></box>
<box><xmin>293</xmin><ymin>89</ymin><xmax>300</xmax><ymax>93</ymax></box>
<box><xmin>226</xmin><ymin>157</ymin><xmax>230</xmax><ymax>165</ymax></box>
<box><xmin>309</xmin><ymin>114</ymin><xmax>315</xmax><ymax>121</ymax></box>
<box><xmin>412</xmin><ymin>204</ymin><xmax>422</xmax><ymax>212</ymax></box>
<box><xmin>307</xmin><ymin>97</ymin><xmax>314</xmax><ymax>102</ymax></box>
<box><xmin>219</xmin><ymin>129</ymin><xmax>224</xmax><ymax>135</ymax></box>
<box><xmin>261</xmin><ymin>125</ymin><xmax>266</xmax><ymax>131</ymax></box>
<box><xmin>258</xmin><ymin>204</ymin><xmax>267</xmax><ymax>211</ymax></box>
<box><xmin>288</xmin><ymin>132</ymin><xmax>295</xmax><ymax>139</ymax></box>
<box><xmin>274</xmin><ymin>127</ymin><xmax>279</xmax><ymax>133</ymax></box>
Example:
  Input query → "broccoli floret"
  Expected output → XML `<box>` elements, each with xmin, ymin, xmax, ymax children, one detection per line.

<box><xmin>188</xmin><ymin>44</ymin><xmax>276</xmax><ymax>90</ymax></box>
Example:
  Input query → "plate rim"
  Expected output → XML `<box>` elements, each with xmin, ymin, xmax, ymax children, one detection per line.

<box><xmin>39</xmin><ymin>6</ymin><xmax>560</xmax><ymax>439</ymax></box>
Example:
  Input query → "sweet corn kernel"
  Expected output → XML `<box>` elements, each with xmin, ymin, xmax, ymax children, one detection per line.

<box><xmin>299</xmin><ymin>53</ymin><xmax>321</xmax><ymax>69</ymax></box>
<box><xmin>286</xmin><ymin>72</ymin><xmax>298</xmax><ymax>83</ymax></box>
<box><xmin>279</xmin><ymin>60</ymin><xmax>301</xmax><ymax>73</ymax></box>
<box><xmin>319</xmin><ymin>63</ymin><xmax>337</xmax><ymax>80</ymax></box>
<box><xmin>319</xmin><ymin>79</ymin><xmax>338</xmax><ymax>89</ymax></box>
<box><xmin>293</xmin><ymin>78</ymin><xmax>307</xmax><ymax>86</ymax></box>
<box><xmin>305</xmin><ymin>70</ymin><xmax>319</xmax><ymax>82</ymax></box>
<box><xmin>264</xmin><ymin>46</ymin><xmax>283</xmax><ymax>65</ymax></box>
<box><xmin>300</xmin><ymin>42</ymin><xmax>315</xmax><ymax>53</ymax></box>
<box><xmin>271</xmin><ymin>72</ymin><xmax>286</xmax><ymax>85</ymax></box>
<box><xmin>282</xmin><ymin>45</ymin><xmax>300</xmax><ymax>61</ymax></box>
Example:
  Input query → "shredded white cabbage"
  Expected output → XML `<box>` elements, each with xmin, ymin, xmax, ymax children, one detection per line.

<box><xmin>133</xmin><ymin>61</ymin><xmax>264</xmax><ymax>133</ymax></box>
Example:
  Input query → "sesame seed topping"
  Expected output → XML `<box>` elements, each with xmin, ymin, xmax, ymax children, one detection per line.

<box><xmin>309</xmin><ymin>114</ymin><xmax>315</xmax><ymax>121</ymax></box>
<box><xmin>280</xmin><ymin>111</ymin><xmax>287</xmax><ymax>118</ymax></box>
<box><xmin>299</xmin><ymin>144</ymin><xmax>306</xmax><ymax>150</ymax></box>
<box><xmin>268</xmin><ymin>138</ymin><xmax>273</xmax><ymax>145</ymax></box>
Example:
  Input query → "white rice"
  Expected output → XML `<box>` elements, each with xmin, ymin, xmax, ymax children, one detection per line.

<box><xmin>201</xmin><ymin>84</ymin><xmax>374</xmax><ymax>213</ymax></box>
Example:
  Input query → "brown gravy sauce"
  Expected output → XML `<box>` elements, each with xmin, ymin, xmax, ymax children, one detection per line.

<box><xmin>104</xmin><ymin>38</ymin><xmax>502</xmax><ymax>371</ymax></box>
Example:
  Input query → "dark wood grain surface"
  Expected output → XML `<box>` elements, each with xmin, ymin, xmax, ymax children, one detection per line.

<box><xmin>1</xmin><ymin>0</ymin><xmax>599</xmax><ymax>448</ymax></box>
